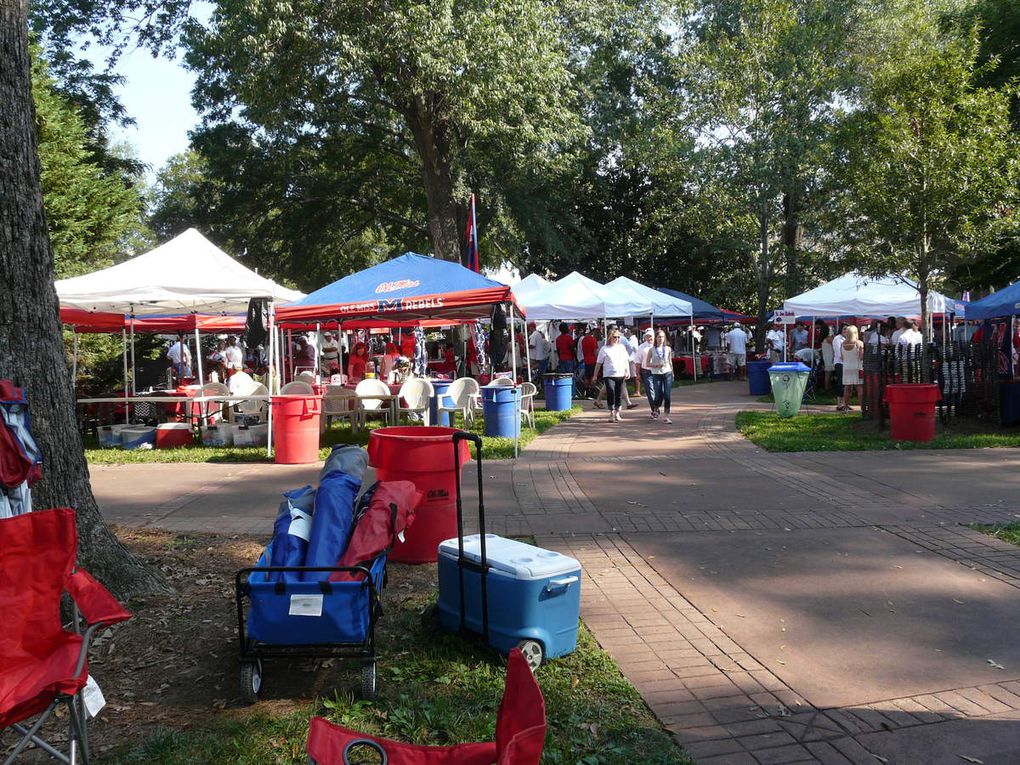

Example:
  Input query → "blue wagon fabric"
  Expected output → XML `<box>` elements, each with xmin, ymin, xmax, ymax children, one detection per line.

<box><xmin>268</xmin><ymin>485</ymin><xmax>316</xmax><ymax>582</ymax></box>
<box><xmin>303</xmin><ymin>471</ymin><xmax>360</xmax><ymax>581</ymax></box>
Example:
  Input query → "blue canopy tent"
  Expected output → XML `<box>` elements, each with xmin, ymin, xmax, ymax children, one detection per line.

<box><xmin>656</xmin><ymin>288</ymin><xmax>725</xmax><ymax>320</ymax></box>
<box><xmin>965</xmin><ymin>282</ymin><xmax>1020</xmax><ymax>321</ymax></box>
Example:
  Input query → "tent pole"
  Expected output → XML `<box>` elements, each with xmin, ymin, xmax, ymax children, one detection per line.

<box><xmin>129</xmin><ymin>312</ymin><xmax>136</xmax><ymax>395</ymax></box>
<box><xmin>267</xmin><ymin>302</ymin><xmax>275</xmax><ymax>458</ymax></box>
<box><xmin>71</xmin><ymin>329</ymin><xmax>78</xmax><ymax>389</ymax></box>
<box><xmin>287</xmin><ymin>329</ymin><xmax>293</xmax><ymax>381</ymax></box>
<box><xmin>510</xmin><ymin>304</ymin><xmax>519</xmax><ymax>458</ymax></box>
<box><xmin>690</xmin><ymin>314</ymin><xmax>697</xmax><ymax>381</ymax></box>
<box><xmin>315</xmin><ymin>322</ymin><xmax>321</xmax><ymax>382</ymax></box>
<box><xmin>122</xmin><ymin>329</ymin><xmax>129</xmax><ymax>424</ymax></box>
<box><xmin>524</xmin><ymin>315</ymin><xmax>532</xmax><ymax>383</ymax></box>
<box><xmin>195</xmin><ymin>325</ymin><xmax>204</xmax><ymax>387</ymax></box>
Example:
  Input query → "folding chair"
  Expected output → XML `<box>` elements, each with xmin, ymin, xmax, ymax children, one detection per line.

<box><xmin>306</xmin><ymin>648</ymin><xmax>545</xmax><ymax>765</ymax></box>
<box><xmin>0</xmin><ymin>508</ymin><xmax>131</xmax><ymax>765</ymax></box>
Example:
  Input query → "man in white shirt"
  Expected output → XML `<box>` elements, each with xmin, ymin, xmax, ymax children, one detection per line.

<box><xmin>890</xmin><ymin>317</ymin><xmax>906</xmax><ymax>345</ymax></box>
<box><xmin>897</xmin><ymin>319</ymin><xmax>923</xmax><ymax>346</ymax></box>
<box><xmin>724</xmin><ymin>323</ymin><xmax>748</xmax><ymax>380</ymax></box>
<box><xmin>528</xmin><ymin>323</ymin><xmax>551</xmax><ymax>377</ymax></box>
<box><xmin>765</xmin><ymin>322</ymin><xmax>786</xmax><ymax>362</ymax></box>
<box><xmin>166</xmin><ymin>334</ymin><xmax>192</xmax><ymax>382</ymax></box>
<box><xmin>223</xmin><ymin>335</ymin><xmax>244</xmax><ymax>376</ymax></box>
<box><xmin>832</xmin><ymin>326</ymin><xmax>845</xmax><ymax>401</ymax></box>
<box><xmin>635</xmin><ymin>328</ymin><xmax>655</xmax><ymax>407</ymax></box>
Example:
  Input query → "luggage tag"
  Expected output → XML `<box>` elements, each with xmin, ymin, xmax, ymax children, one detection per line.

<box><xmin>289</xmin><ymin>594</ymin><xmax>324</xmax><ymax>617</ymax></box>
<box><xmin>83</xmin><ymin>675</ymin><xmax>106</xmax><ymax>718</ymax></box>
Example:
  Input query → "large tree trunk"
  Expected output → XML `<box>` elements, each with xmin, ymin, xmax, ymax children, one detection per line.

<box><xmin>1</xmin><ymin>0</ymin><xmax>165</xmax><ymax>599</ymax></box>
<box><xmin>407</xmin><ymin>96</ymin><xmax>462</xmax><ymax>262</ymax></box>
<box><xmin>754</xmin><ymin>204</ymin><xmax>771</xmax><ymax>353</ymax></box>
<box><xmin>782</xmin><ymin>188</ymin><xmax>804</xmax><ymax>296</ymax></box>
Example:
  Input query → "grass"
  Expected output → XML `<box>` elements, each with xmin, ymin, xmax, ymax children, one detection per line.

<box><xmin>756</xmin><ymin>390</ymin><xmax>839</xmax><ymax>406</ymax></box>
<box><xmin>84</xmin><ymin>407</ymin><xmax>580</xmax><ymax>464</ymax></box>
<box><xmin>111</xmin><ymin>583</ymin><xmax>689</xmax><ymax>765</ymax></box>
<box><xmin>972</xmin><ymin>521</ymin><xmax>1020</xmax><ymax>547</ymax></box>
<box><xmin>736</xmin><ymin>411</ymin><xmax>1020</xmax><ymax>452</ymax></box>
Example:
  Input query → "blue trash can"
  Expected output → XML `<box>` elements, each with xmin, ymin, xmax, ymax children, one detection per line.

<box><xmin>429</xmin><ymin>379</ymin><xmax>454</xmax><ymax>426</ymax></box>
<box><xmin>543</xmin><ymin>373</ymin><xmax>573</xmax><ymax>411</ymax></box>
<box><xmin>748</xmin><ymin>360</ymin><xmax>773</xmax><ymax>396</ymax></box>
<box><xmin>482</xmin><ymin>385</ymin><xmax>521</xmax><ymax>438</ymax></box>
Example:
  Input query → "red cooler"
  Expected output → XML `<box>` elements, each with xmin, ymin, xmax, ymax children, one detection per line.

<box><xmin>272</xmin><ymin>395</ymin><xmax>322</xmax><ymax>464</ymax></box>
<box><xmin>885</xmin><ymin>384</ymin><xmax>940</xmax><ymax>442</ymax></box>
<box><xmin>156</xmin><ymin>422</ymin><xmax>193</xmax><ymax>448</ymax></box>
<box><xmin>368</xmin><ymin>427</ymin><xmax>470</xmax><ymax>563</ymax></box>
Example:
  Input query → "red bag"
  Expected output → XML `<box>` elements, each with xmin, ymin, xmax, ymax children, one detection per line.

<box><xmin>329</xmin><ymin>481</ymin><xmax>420</xmax><ymax>581</ymax></box>
<box><xmin>306</xmin><ymin>649</ymin><xmax>546</xmax><ymax>765</ymax></box>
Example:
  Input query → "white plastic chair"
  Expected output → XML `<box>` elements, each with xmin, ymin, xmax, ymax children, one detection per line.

<box><xmin>519</xmin><ymin>381</ymin><xmax>537</xmax><ymax>429</ymax></box>
<box><xmin>438</xmin><ymin>377</ymin><xmax>481</xmax><ymax>427</ymax></box>
<box><xmin>321</xmin><ymin>385</ymin><xmax>359</xmax><ymax>431</ymax></box>
<box><xmin>355</xmin><ymin>378</ymin><xmax>394</xmax><ymax>428</ymax></box>
<box><xmin>200</xmin><ymin>382</ymin><xmax>230</xmax><ymax>425</ymax></box>
<box><xmin>295</xmin><ymin>371</ymin><xmax>316</xmax><ymax>386</ymax></box>
<box><xmin>232</xmin><ymin>383</ymin><xmax>269</xmax><ymax>424</ymax></box>
<box><xmin>491</xmin><ymin>376</ymin><xmax>515</xmax><ymax>387</ymax></box>
<box><xmin>281</xmin><ymin>381</ymin><xmax>314</xmax><ymax>395</ymax></box>
<box><xmin>398</xmin><ymin>378</ymin><xmax>434</xmax><ymax>426</ymax></box>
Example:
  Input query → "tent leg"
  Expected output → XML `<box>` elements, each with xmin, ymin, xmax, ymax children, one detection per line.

<box><xmin>129</xmin><ymin>316</ymin><xmax>136</xmax><ymax>395</ymax></box>
<box><xmin>122</xmin><ymin>329</ymin><xmax>129</xmax><ymax>424</ymax></box>
<box><xmin>315</xmin><ymin>322</ymin><xmax>321</xmax><ymax>382</ymax></box>
<box><xmin>510</xmin><ymin>305</ymin><xmax>519</xmax><ymax>458</ymax></box>
<box><xmin>267</xmin><ymin>303</ymin><xmax>275</xmax><ymax>458</ymax></box>
<box><xmin>195</xmin><ymin>326</ymin><xmax>204</xmax><ymax>387</ymax></box>
<box><xmin>690</xmin><ymin>315</ymin><xmax>697</xmax><ymax>381</ymax></box>
<box><xmin>524</xmin><ymin>318</ymin><xmax>532</xmax><ymax>383</ymax></box>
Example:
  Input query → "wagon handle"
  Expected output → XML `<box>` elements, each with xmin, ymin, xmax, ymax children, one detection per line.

<box><xmin>452</xmin><ymin>430</ymin><xmax>487</xmax><ymax>643</ymax></box>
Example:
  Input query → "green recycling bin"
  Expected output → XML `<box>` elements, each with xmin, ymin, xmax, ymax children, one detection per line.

<box><xmin>768</xmin><ymin>362</ymin><xmax>811</xmax><ymax>418</ymax></box>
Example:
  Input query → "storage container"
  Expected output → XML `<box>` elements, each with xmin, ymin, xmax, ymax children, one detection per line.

<box><xmin>437</xmin><ymin>534</ymin><xmax>580</xmax><ymax>664</ymax></box>
<box><xmin>97</xmin><ymin>424</ymin><xmax>128</xmax><ymax>448</ymax></box>
<box><xmin>156</xmin><ymin>422</ymin><xmax>193</xmax><ymax>448</ymax></box>
<box><xmin>201</xmin><ymin>424</ymin><xmax>234</xmax><ymax>447</ymax></box>
<box><xmin>234</xmin><ymin>423</ymin><xmax>269</xmax><ymax>447</ymax></box>
<box><xmin>120</xmin><ymin>426</ymin><xmax>156</xmax><ymax>450</ymax></box>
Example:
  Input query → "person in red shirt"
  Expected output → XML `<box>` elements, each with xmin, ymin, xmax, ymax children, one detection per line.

<box><xmin>347</xmin><ymin>342</ymin><xmax>369</xmax><ymax>382</ymax></box>
<box><xmin>400</xmin><ymin>333</ymin><xmax>416</xmax><ymax>359</ymax></box>
<box><xmin>581</xmin><ymin>329</ymin><xmax>599</xmax><ymax>381</ymax></box>
<box><xmin>554</xmin><ymin>323</ymin><xmax>576</xmax><ymax>373</ymax></box>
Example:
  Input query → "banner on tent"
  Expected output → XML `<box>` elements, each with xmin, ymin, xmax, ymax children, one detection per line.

<box><xmin>774</xmin><ymin>309</ymin><xmax>797</xmax><ymax>325</ymax></box>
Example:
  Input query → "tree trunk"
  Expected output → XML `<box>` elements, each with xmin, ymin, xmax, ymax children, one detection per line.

<box><xmin>0</xmin><ymin>0</ymin><xmax>166</xmax><ymax>600</ymax></box>
<box><xmin>782</xmin><ymin>188</ymin><xmax>804</xmax><ymax>296</ymax></box>
<box><xmin>406</xmin><ymin>96</ymin><xmax>462</xmax><ymax>263</ymax></box>
<box><xmin>754</xmin><ymin>204</ymin><xmax>771</xmax><ymax>353</ymax></box>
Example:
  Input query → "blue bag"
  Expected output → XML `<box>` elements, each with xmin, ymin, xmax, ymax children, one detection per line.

<box><xmin>320</xmin><ymin>445</ymin><xmax>368</xmax><ymax>483</ymax></box>
<box><xmin>268</xmin><ymin>485</ymin><xmax>315</xmax><ymax>581</ymax></box>
<box><xmin>303</xmin><ymin>471</ymin><xmax>360</xmax><ymax>581</ymax></box>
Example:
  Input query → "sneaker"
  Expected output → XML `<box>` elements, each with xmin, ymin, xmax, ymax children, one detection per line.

<box><xmin>609</xmin><ymin>412</ymin><xmax>617</xmax><ymax>422</ymax></box>
<box><xmin>650</xmin><ymin>411</ymin><xmax>658</xmax><ymax>420</ymax></box>
<box><xmin>626</xmin><ymin>403</ymin><xmax>638</xmax><ymax>409</ymax></box>
<box><xmin>663</xmin><ymin>417</ymin><xmax>673</xmax><ymax>424</ymax></box>
<box><xmin>616</xmin><ymin>411</ymin><xmax>624</xmax><ymax>421</ymax></box>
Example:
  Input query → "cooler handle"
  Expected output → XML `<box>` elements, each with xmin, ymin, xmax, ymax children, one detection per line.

<box><xmin>452</xmin><ymin>430</ymin><xmax>487</xmax><ymax>643</ymax></box>
<box><xmin>546</xmin><ymin>576</ymin><xmax>579</xmax><ymax>592</ymax></box>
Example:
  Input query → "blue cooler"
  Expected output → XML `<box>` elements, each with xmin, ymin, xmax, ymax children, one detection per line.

<box><xmin>429</xmin><ymin>379</ymin><xmax>454</xmax><ymax>426</ymax></box>
<box><xmin>543</xmin><ymin>373</ymin><xmax>573</xmax><ymax>411</ymax></box>
<box><xmin>481</xmin><ymin>385</ymin><xmax>521</xmax><ymax>438</ymax></box>
<box><xmin>437</xmin><ymin>534</ymin><xmax>581</xmax><ymax>664</ymax></box>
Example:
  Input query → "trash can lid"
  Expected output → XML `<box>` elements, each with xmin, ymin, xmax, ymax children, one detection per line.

<box><xmin>768</xmin><ymin>362</ymin><xmax>810</xmax><ymax>373</ymax></box>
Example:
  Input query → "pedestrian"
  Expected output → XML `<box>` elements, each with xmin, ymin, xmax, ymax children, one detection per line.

<box><xmin>724</xmin><ymin>323</ymin><xmax>748</xmax><ymax>380</ymax></box>
<box><xmin>166</xmin><ymin>333</ymin><xmax>192</xmax><ymax>383</ymax></box>
<box><xmin>592</xmin><ymin>328</ymin><xmax>631</xmax><ymax>422</ymax></box>
<box><xmin>897</xmin><ymin>319</ymin><xmax>923</xmax><ymax>346</ymax></box>
<box><xmin>765</xmin><ymin>320</ymin><xmax>786</xmax><ymax>361</ymax></box>
<box><xmin>529</xmin><ymin>323</ymin><xmax>551</xmax><ymax>378</ymax></box>
<box><xmin>646</xmin><ymin>329</ymin><xmax>674</xmax><ymax>424</ymax></box>
<box><xmin>791</xmin><ymin>322</ymin><xmax>808</xmax><ymax>352</ymax></box>
<box><xmin>320</xmin><ymin>331</ymin><xmax>340</xmax><ymax>375</ymax></box>
<box><xmin>593</xmin><ymin>325</ymin><xmax>637</xmax><ymax>409</ymax></box>
<box><xmin>832</xmin><ymin>324</ymin><xmax>845</xmax><ymax>409</ymax></box>
<box><xmin>581</xmin><ymin>327</ymin><xmax>599</xmax><ymax>383</ymax></box>
<box><xmin>635</xmin><ymin>328</ymin><xmax>655</xmax><ymax>410</ymax></box>
<box><xmin>840</xmin><ymin>325</ymin><xmax>863</xmax><ymax>411</ymax></box>
<box><xmin>817</xmin><ymin>321</ymin><xmax>833</xmax><ymax>390</ymax></box>
<box><xmin>890</xmin><ymin>317</ymin><xmax>907</xmax><ymax>345</ymax></box>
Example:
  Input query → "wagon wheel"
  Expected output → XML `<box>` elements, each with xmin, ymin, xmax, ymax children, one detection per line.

<box><xmin>516</xmin><ymin>640</ymin><xmax>544</xmax><ymax>672</ymax></box>
<box><xmin>239</xmin><ymin>659</ymin><xmax>262</xmax><ymax>704</ymax></box>
<box><xmin>360</xmin><ymin>660</ymin><xmax>378</xmax><ymax>700</ymax></box>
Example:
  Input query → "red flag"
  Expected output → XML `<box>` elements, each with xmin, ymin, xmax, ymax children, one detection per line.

<box><xmin>464</xmin><ymin>194</ymin><xmax>480</xmax><ymax>272</ymax></box>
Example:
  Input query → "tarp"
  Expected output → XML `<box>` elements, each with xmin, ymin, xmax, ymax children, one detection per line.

<box><xmin>965</xmin><ymin>282</ymin><xmax>1020</xmax><ymax>321</ymax></box>
<box><xmin>783</xmin><ymin>272</ymin><xmax>949</xmax><ymax>318</ymax></box>
<box><xmin>655</xmin><ymin>288</ymin><xmax>725</xmax><ymax>320</ymax></box>
<box><xmin>514</xmin><ymin>272</ymin><xmax>653</xmax><ymax>320</ymax></box>
<box><xmin>605</xmin><ymin>276</ymin><xmax>693</xmax><ymax>317</ymax></box>
<box><xmin>510</xmin><ymin>274</ymin><xmax>551</xmax><ymax>301</ymax></box>
<box><xmin>276</xmin><ymin>252</ymin><xmax>517</xmax><ymax>325</ymax></box>
<box><xmin>56</xmin><ymin>228</ymin><xmax>304</xmax><ymax>315</ymax></box>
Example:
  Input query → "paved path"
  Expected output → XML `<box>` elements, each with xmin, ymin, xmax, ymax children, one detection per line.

<box><xmin>91</xmin><ymin>381</ymin><xmax>1020</xmax><ymax>764</ymax></box>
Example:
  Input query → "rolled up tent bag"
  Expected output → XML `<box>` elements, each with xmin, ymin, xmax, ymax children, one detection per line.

<box><xmin>303</xmin><ymin>471</ymin><xmax>360</xmax><ymax>581</ymax></box>
<box><xmin>320</xmin><ymin>445</ymin><xmax>368</xmax><ymax>483</ymax></box>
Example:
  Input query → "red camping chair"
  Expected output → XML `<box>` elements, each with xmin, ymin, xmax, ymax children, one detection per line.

<box><xmin>0</xmin><ymin>508</ymin><xmax>131</xmax><ymax>764</ymax></box>
<box><xmin>306</xmin><ymin>648</ymin><xmax>546</xmax><ymax>765</ymax></box>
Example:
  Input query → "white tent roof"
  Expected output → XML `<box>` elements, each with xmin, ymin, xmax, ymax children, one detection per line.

<box><xmin>515</xmin><ymin>271</ymin><xmax>654</xmax><ymax>320</ymax></box>
<box><xmin>511</xmin><ymin>274</ymin><xmax>551</xmax><ymax>300</ymax></box>
<box><xmin>56</xmin><ymin>228</ymin><xmax>304</xmax><ymax>315</ymax></box>
<box><xmin>605</xmin><ymin>276</ymin><xmax>693</xmax><ymax>317</ymax></box>
<box><xmin>783</xmin><ymin>272</ymin><xmax>949</xmax><ymax>318</ymax></box>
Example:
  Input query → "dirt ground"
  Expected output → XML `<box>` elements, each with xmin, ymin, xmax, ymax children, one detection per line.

<box><xmin>4</xmin><ymin>527</ymin><xmax>436</xmax><ymax>762</ymax></box>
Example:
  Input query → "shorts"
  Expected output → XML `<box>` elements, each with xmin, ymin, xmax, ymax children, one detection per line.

<box><xmin>727</xmin><ymin>353</ymin><xmax>746</xmax><ymax>368</ymax></box>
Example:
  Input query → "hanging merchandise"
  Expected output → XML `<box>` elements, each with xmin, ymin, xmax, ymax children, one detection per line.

<box><xmin>489</xmin><ymin>305</ymin><xmax>508</xmax><ymax>371</ymax></box>
<box><xmin>474</xmin><ymin>320</ymin><xmax>488</xmax><ymax>375</ymax></box>
<box><xmin>0</xmin><ymin>379</ymin><xmax>43</xmax><ymax>518</ymax></box>
<box><xmin>245</xmin><ymin>298</ymin><xmax>269</xmax><ymax>351</ymax></box>
<box><xmin>413</xmin><ymin>326</ymin><xmax>428</xmax><ymax>376</ymax></box>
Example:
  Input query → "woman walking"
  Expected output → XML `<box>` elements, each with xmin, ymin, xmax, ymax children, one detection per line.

<box><xmin>840</xmin><ymin>325</ymin><xmax>863</xmax><ymax>411</ymax></box>
<box><xmin>592</xmin><ymin>329</ymin><xmax>631</xmax><ymax>422</ymax></box>
<box><xmin>646</xmin><ymin>329</ymin><xmax>674</xmax><ymax>424</ymax></box>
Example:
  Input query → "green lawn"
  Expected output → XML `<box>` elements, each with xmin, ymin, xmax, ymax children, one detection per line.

<box><xmin>111</xmin><ymin>574</ymin><xmax>689</xmax><ymax>765</ymax></box>
<box><xmin>972</xmin><ymin>521</ymin><xmax>1020</xmax><ymax>547</ymax></box>
<box><xmin>756</xmin><ymin>390</ymin><xmax>839</xmax><ymax>406</ymax></box>
<box><xmin>736</xmin><ymin>411</ymin><xmax>1020</xmax><ymax>452</ymax></box>
<box><xmin>85</xmin><ymin>407</ymin><xmax>580</xmax><ymax>464</ymax></box>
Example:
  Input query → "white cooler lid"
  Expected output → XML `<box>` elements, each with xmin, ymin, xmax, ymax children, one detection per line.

<box><xmin>438</xmin><ymin>534</ymin><xmax>580</xmax><ymax>580</ymax></box>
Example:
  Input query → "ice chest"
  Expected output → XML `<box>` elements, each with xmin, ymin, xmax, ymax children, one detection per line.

<box><xmin>437</xmin><ymin>534</ymin><xmax>581</xmax><ymax>662</ymax></box>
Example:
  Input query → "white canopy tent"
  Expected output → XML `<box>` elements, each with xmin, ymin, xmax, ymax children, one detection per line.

<box><xmin>783</xmin><ymin>272</ymin><xmax>949</xmax><ymax>318</ymax></box>
<box><xmin>510</xmin><ymin>273</ymin><xmax>551</xmax><ymax>301</ymax></box>
<box><xmin>58</xmin><ymin>229</ymin><xmax>303</xmax><ymax>456</ymax></box>
<box><xmin>515</xmin><ymin>271</ymin><xmax>654</xmax><ymax>320</ymax></box>
<box><xmin>605</xmin><ymin>276</ymin><xmax>693</xmax><ymax>318</ymax></box>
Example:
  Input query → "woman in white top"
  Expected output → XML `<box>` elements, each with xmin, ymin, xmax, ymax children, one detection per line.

<box><xmin>646</xmin><ymin>329</ymin><xmax>674</xmax><ymax>424</ymax></box>
<box><xmin>840</xmin><ymin>325</ymin><xmax>863</xmax><ymax>412</ymax></box>
<box><xmin>592</xmin><ymin>329</ymin><xmax>631</xmax><ymax>422</ymax></box>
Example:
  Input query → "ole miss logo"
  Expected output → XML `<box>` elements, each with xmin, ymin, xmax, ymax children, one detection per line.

<box><xmin>375</xmin><ymin>279</ymin><xmax>420</xmax><ymax>294</ymax></box>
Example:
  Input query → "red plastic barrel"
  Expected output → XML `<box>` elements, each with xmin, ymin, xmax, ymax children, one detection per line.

<box><xmin>368</xmin><ymin>426</ymin><xmax>470</xmax><ymax>563</ymax></box>
<box><xmin>884</xmin><ymin>384</ymin><xmax>940</xmax><ymax>442</ymax></box>
<box><xmin>272</xmin><ymin>395</ymin><xmax>322</xmax><ymax>464</ymax></box>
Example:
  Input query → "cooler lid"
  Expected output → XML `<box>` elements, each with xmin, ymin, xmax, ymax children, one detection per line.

<box><xmin>438</xmin><ymin>534</ymin><xmax>580</xmax><ymax>580</ymax></box>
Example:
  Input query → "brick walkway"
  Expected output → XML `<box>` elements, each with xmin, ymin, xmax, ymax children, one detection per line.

<box><xmin>92</xmin><ymin>381</ymin><xmax>1020</xmax><ymax>763</ymax></box>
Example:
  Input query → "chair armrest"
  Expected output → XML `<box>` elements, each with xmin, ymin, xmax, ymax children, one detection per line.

<box><xmin>67</xmin><ymin>569</ymin><xmax>132</xmax><ymax>627</ymax></box>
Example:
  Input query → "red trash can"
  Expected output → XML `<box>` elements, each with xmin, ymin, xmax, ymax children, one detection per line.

<box><xmin>884</xmin><ymin>384</ymin><xmax>940</xmax><ymax>442</ymax></box>
<box><xmin>272</xmin><ymin>395</ymin><xmax>322</xmax><ymax>464</ymax></box>
<box><xmin>368</xmin><ymin>426</ymin><xmax>471</xmax><ymax>563</ymax></box>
